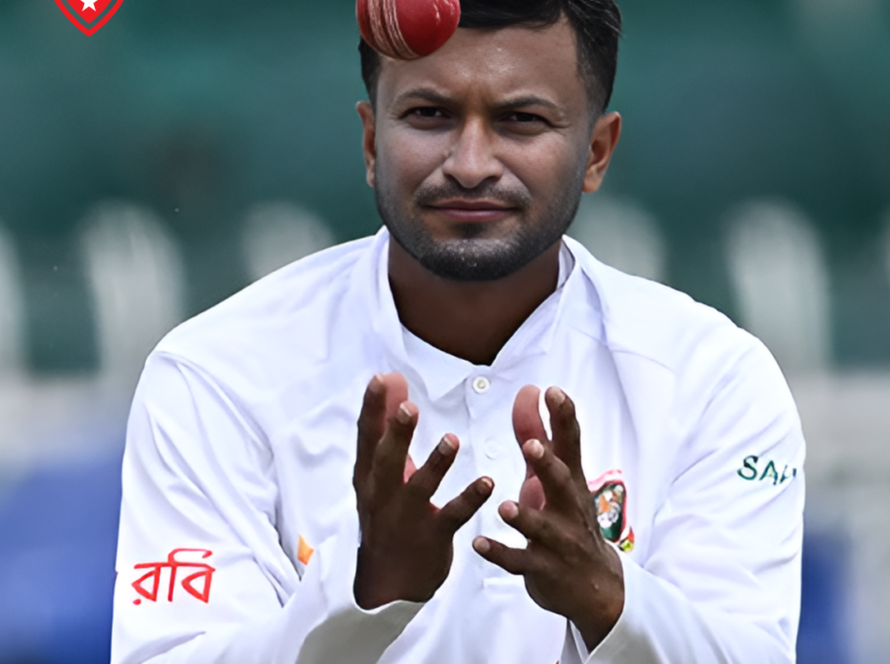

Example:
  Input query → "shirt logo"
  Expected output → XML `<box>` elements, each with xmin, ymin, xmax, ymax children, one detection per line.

<box><xmin>588</xmin><ymin>469</ymin><xmax>634</xmax><ymax>552</ymax></box>
<box><xmin>737</xmin><ymin>455</ymin><xmax>798</xmax><ymax>486</ymax></box>
<box><xmin>132</xmin><ymin>548</ymin><xmax>216</xmax><ymax>605</ymax></box>
<box><xmin>298</xmin><ymin>536</ymin><xmax>315</xmax><ymax>566</ymax></box>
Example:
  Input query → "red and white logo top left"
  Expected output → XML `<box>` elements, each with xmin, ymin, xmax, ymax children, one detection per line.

<box><xmin>55</xmin><ymin>0</ymin><xmax>125</xmax><ymax>36</ymax></box>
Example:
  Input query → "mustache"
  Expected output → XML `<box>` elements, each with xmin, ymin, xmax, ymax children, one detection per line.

<box><xmin>413</xmin><ymin>182</ymin><xmax>531</xmax><ymax>209</ymax></box>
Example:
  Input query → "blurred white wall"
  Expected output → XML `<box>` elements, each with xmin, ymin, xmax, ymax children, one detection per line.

<box><xmin>792</xmin><ymin>374</ymin><xmax>890</xmax><ymax>663</ymax></box>
<box><xmin>79</xmin><ymin>201</ymin><xmax>185</xmax><ymax>385</ymax></box>
<box><xmin>242</xmin><ymin>201</ymin><xmax>335</xmax><ymax>282</ymax></box>
<box><xmin>0</xmin><ymin>203</ymin><xmax>187</xmax><ymax>479</ymax></box>
<box><xmin>569</xmin><ymin>194</ymin><xmax>667</xmax><ymax>283</ymax></box>
<box><xmin>725</xmin><ymin>200</ymin><xmax>831</xmax><ymax>374</ymax></box>
<box><xmin>0</xmin><ymin>223</ymin><xmax>25</xmax><ymax>377</ymax></box>
<box><xmin>882</xmin><ymin>206</ymin><xmax>890</xmax><ymax>290</ymax></box>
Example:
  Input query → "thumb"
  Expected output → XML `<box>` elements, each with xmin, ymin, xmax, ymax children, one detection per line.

<box><xmin>381</xmin><ymin>372</ymin><xmax>415</xmax><ymax>483</ymax></box>
<box><xmin>512</xmin><ymin>385</ymin><xmax>548</xmax><ymax>464</ymax></box>
<box><xmin>519</xmin><ymin>474</ymin><xmax>546</xmax><ymax>510</ymax></box>
<box><xmin>403</xmin><ymin>454</ymin><xmax>417</xmax><ymax>483</ymax></box>
<box><xmin>513</xmin><ymin>385</ymin><xmax>548</xmax><ymax>510</ymax></box>
<box><xmin>381</xmin><ymin>372</ymin><xmax>410</xmax><ymax>423</ymax></box>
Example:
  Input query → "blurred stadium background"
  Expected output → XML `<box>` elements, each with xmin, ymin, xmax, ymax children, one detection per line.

<box><xmin>0</xmin><ymin>0</ymin><xmax>888</xmax><ymax>661</ymax></box>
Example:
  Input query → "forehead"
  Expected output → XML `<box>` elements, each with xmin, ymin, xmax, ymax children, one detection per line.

<box><xmin>376</xmin><ymin>18</ymin><xmax>586</xmax><ymax>111</ymax></box>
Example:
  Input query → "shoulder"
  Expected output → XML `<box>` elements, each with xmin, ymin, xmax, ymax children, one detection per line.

<box><xmin>566</xmin><ymin>239</ymin><xmax>799</xmax><ymax>454</ymax></box>
<box><xmin>565</xmin><ymin>236</ymin><xmax>761</xmax><ymax>377</ymax></box>
<box><xmin>150</xmin><ymin>235</ymin><xmax>378</xmax><ymax>391</ymax></box>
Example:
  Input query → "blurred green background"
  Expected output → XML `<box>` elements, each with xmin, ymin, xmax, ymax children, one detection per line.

<box><xmin>1</xmin><ymin>0</ymin><xmax>888</xmax><ymax>374</ymax></box>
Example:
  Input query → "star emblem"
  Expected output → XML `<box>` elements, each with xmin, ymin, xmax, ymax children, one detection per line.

<box><xmin>81</xmin><ymin>0</ymin><xmax>99</xmax><ymax>10</ymax></box>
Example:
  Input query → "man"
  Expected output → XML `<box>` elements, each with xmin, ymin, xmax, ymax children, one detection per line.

<box><xmin>112</xmin><ymin>1</ymin><xmax>805</xmax><ymax>662</ymax></box>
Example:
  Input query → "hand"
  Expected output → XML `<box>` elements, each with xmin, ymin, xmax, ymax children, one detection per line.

<box><xmin>472</xmin><ymin>385</ymin><xmax>625</xmax><ymax>650</ymax></box>
<box><xmin>353</xmin><ymin>372</ymin><xmax>494</xmax><ymax>609</ymax></box>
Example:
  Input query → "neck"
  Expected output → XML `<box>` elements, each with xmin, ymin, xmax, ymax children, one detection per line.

<box><xmin>387</xmin><ymin>239</ymin><xmax>563</xmax><ymax>366</ymax></box>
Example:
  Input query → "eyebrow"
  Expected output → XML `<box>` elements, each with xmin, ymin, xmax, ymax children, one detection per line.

<box><xmin>391</xmin><ymin>87</ymin><xmax>451</xmax><ymax>108</ymax></box>
<box><xmin>391</xmin><ymin>87</ymin><xmax>564</xmax><ymax>115</ymax></box>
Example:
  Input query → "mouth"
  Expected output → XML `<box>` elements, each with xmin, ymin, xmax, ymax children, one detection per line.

<box><xmin>425</xmin><ymin>200</ymin><xmax>518</xmax><ymax>223</ymax></box>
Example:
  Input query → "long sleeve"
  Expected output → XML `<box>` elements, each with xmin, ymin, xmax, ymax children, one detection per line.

<box><xmin>562</xmin><ymin>336</ymin><xmax>805</xmax><ymax>664</ymax></box>
<box><xmin>111</xmin><ymin>352</ymin><xmax>421</xmax><ymax>664</ymax></box>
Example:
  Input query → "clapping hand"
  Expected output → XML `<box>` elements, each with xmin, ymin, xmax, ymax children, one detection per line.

<box><xmin>472</xmin><ymin>385</ymin><xmax>625</xmax><ymax>650</ymax></box>
<box><xmin>353</xmin><ymin>372</ymin><xmax>494</xmax><ymax>609</ymax></box>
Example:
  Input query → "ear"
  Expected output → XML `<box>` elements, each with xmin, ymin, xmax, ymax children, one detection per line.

<box><xmin>582</xmin><ymin>112</ymin><xmax>622</xmax><ymax>194</ymax></box>
<box><xmin>357</xmin><ymin>100</ymin><xmax>377</xmax><ymax>188</ymax></box>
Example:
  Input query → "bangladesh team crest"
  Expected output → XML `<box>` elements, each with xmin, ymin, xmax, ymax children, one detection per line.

<box><xmin>55</xmin><ymin>0</ymin><xmax>125</xmax><ymax>36</ymax></box>
<box><xmin>588</xmin><ymin>469</ymin><xmax>634</xmax><ymax>552</ymax></box>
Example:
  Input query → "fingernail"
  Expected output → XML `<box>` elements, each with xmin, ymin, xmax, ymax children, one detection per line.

<box><xmin>479</xmin><ymin>477</ymin><xmax>494</xmax><ymax>493</ymax></box>
<box><xmin>552</xmin><ymin>386</ymin><xmax>567</xmax><ymax>405</ymax></box>
<box><xmin>527</xmin><ymin>439</ymin><xmax>545</xmax><ymax>459</ymax></box>
<box><xmin>397</xmin><ymin>403</ymin><xmax>412</xmax><ymax>424</ymax></box>
<box><xmin>473</xmin><ymin>537</ymin><xmax>490</xmax><ymax>554</ymax></box>
<box><xmin>500</xmin><ymin>501</ymin><xmax>518</xmax><ymax>520</ymax></box>
<box><xmin>438</xmin><ymin>435</ymin><xmax>456</xmax><ymax>454</ymax></box>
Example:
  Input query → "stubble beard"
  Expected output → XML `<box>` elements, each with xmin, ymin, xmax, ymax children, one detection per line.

<box><xmin>375</xmin><ymin>168</ymin><xmax>587</xmax><ymax>282</ymax></box>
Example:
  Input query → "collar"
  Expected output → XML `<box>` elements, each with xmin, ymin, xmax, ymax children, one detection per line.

<box><xmin>364</xmin><ymin>227</ymin><xmax>582</xmax><ymax>402</ymax></box>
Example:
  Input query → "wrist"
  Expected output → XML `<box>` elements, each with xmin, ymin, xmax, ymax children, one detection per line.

<box><xmin>354</xmin><ymin>546</ymin><xmax>436</xmax><ymax>609</ymax></box>
<box><xmin>571</xmin><ymin>549</ymin><xmax>625</xmax><ymax>650</ymax></box>
<box><xmin>572</xmin><ymin>590</ymin><xmax>624</xmax><ymax>651</ymax></box>
<box><xmin>354</xmin><ymin>547</ymin><xmax>389</xmax><ymax>610</ymax></box>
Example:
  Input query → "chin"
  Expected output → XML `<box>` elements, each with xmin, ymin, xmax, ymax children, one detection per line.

<box><xmin>400</xmin><ymin>234</ymin><xmax>552</xmax><ymax>282</ymax></box>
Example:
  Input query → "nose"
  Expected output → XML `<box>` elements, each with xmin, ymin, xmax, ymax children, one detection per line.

<box><xmin>441</xmin><ymin>118</ymin><xmax>504</xmax><ymax>189</ymax></box>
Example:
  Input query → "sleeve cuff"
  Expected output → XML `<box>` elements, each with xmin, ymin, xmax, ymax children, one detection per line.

<box><xmin>562</xmin><ymin>551</ymin><xmax>635</xmax><ymax>664</ymax></box>
<box><xmin>585</xmin><ymin>551</ymin><xmax>637</xmax><ymax>662</ymax></box>
<box><xmin>277</xmin><ymin>515</ymin><xmax>424</xmax><ymax>664</ymax></box>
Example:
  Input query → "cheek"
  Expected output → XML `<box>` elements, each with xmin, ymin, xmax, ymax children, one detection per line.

<box><xmin>378</xmin><ymin>128</ymin><xmax>449</xmax><ymax>191</ymax></box>
<box><xmin>500</xmin><ymin>138</ymin><xmax>587</xmax><ymax>196</ymax></box>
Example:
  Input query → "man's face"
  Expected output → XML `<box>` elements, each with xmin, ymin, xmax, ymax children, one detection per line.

<box><xmin>360</xmin><ymin>18</ymin><xmax>602</xmax><ymax>281</ymax></box>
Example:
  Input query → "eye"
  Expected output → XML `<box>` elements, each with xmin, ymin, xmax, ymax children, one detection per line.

<box><xmin>501</xmin><ymin>111</ymin><xmax>550</xmax><ymax>135</ymax></box>
<box><xmin>506</xmin><ymin>112</ymin><xmax>544</xmax><ymax>124</ymax></box>
<box><xmin>405</xmin><ymin>106</ymin><xmax>448</xmax><ymax>120</ymax></box>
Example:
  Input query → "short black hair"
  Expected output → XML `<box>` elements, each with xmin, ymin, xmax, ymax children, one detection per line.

<box><xmin>359</xmin><ymin>0</ymin><xmax>622</xmax><ymax>117</ymax></box>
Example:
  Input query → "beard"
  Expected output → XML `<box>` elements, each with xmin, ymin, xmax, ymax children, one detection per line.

<box><xmin>375</xmin><ymin>167</ymin><xmax>586</xmax><ymax>282</ymax></box>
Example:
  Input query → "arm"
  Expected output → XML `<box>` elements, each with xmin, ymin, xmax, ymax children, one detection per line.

<box><xmin>577</xmin><ymin>341</ymin><xmax>804</xmax><ymax>663</ymax></box>
<box><xmin>113</xmin><ymin>357</ymin><xmax>471</xmax><ymax>664</ymax></box>
<box><xmin>475</xmin><ymin>341</ymin><xmax>804</xmax><ymax>663</ymax></box>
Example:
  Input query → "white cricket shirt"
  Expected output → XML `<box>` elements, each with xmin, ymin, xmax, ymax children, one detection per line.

<box><xmin>112</xmin><ymin>228</ymin><xmax>805</xmax><ymax>664</ymax></box>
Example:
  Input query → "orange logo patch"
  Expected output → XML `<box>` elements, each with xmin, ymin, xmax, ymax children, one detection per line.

<box><xmin>298</xmin><ymin>536</ymin><xmax>315</xmax><ymax>566</ymax></box>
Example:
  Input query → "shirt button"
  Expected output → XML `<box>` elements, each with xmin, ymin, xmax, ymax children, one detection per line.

<box><xmin>472</xmin><ymin>376</ymin><xmax>491</xmax><ymax>394</ymax></box>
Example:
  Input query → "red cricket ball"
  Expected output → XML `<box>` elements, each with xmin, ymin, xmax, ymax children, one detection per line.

<box><xmin>358</xmin><ymin>0</ymin><xmax>461</xmax><ymax>60</ymax></box>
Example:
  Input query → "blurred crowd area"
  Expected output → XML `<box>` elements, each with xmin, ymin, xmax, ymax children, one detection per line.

<box><xmin>0</xmin><ymin>0</ymin><xmax>889</xmax><ymax>662</ymax></box>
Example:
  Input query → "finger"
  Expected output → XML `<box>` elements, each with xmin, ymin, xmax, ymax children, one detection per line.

<box><xmin>472</xmin><ymin>536</ymin><xmax>532</xmax><ymax>575</ymax></box>
<box><xmin>523</xmin><ymin>439</ymin><xmax>575</xmax><ymax>509</ymax></box>
<box><xmin>512</xmin><ymin>385</ymin><xmax>548</xmax><ymax>478</ymax></box>
<box><xmin>355</xmin><ymin>374</ymin><xmax>387</xmax><ymax>485</ymax></box>
<box><xmin>405</xmin><ymin>434</ymin><xmax>459</xmax><ymax>501</ymax></box>
<box><xmin>545</xmin><ymin>387</ymin><xmax>584</xmax><ymax>484</ymax></box>
<box><xmin>371</xmin><ymin>400</ymin><xmax>418</xmax><ymax>498</ymax></box>
<box><xmin>438</xmin><ymin>477</ymin><xmax>494</xmax><ymax>533</ymax></box>
<box><xmin>356</xmin><ymin>373</ymin><xmax>409</xmax><ymax>486</ymax></box>
<box><xmin>498</xmin><ymin>500</ymin><xmax>554</xmax><ymax>544</ymax></box>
